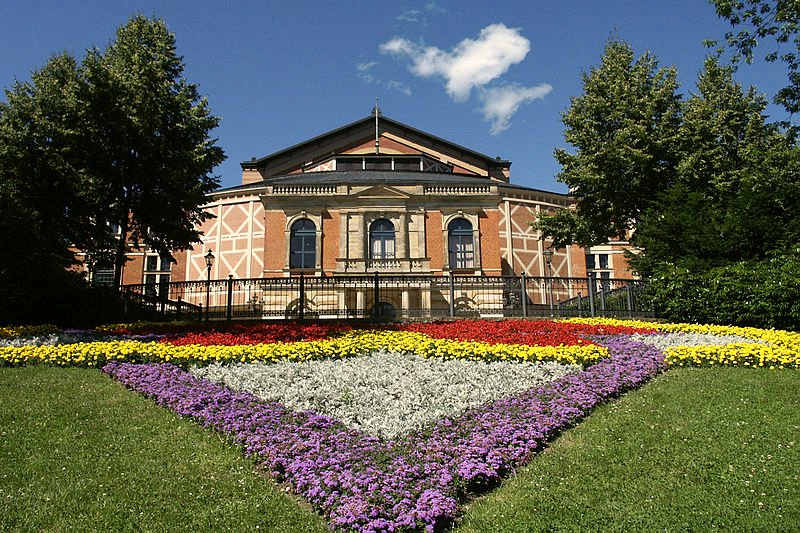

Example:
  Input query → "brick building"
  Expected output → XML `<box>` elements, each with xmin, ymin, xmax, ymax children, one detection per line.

<box><xmin>98</xmin><ymin>112</ymin><xmax>633</xmax><ymax>317</ymax></box>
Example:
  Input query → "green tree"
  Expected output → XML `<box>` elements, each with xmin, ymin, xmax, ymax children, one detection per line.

<box><xmin>0</xmin><ymin>53</ymin><xmax>95</xmax><ymax>323</ymax></box>
<box><xmin>81</xmin><ymin>15</ymin><xmax>225</xmax><ymax>285</ymax></box>
<box><xmin>710</xmin><ymin>0</ymin><xmax>800</xmax><ymax>114</ymax></box>
<box><xmin>534</xmin><ymin>39</ymin><xmax>682</xmax><ymax>247</ymax></box>
<box><xmin>0</xmin><ymin>15</ymin><xmax>225</xmax><ymax>323</ymax></box>
<box><xmin>632</xmin><ymin>56</ymin><xmax>800</xmax><ymax>275</ymax></box>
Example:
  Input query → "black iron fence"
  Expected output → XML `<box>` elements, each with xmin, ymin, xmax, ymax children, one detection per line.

<box><xmin>118</xmin><ymin>273</ymin><xmax>655</xmax><ymax>322</ymax></box>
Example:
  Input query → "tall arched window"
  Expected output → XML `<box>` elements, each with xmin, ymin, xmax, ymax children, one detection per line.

<box><xmin>289</xmin><ymin>219</ymin><xmax>316</xmax><ymax>269</ymax></box>
<box><xmin>448</xmin><ymin>218</ymin><xmax>474</xmax><ymax>269</ymax></box>
<box><xmin>369</xmin><ymin>219</ymin><xmax>395</xmax><ymax>259</ymax></box>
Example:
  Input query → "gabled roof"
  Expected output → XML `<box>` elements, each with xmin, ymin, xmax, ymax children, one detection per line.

<box><xmin>240</xmin><ymin>114</ymin><xmax>511</xmax><ymax>175</ymax></box>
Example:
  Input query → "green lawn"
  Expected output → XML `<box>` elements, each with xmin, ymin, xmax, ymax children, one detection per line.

<box><xmin>1</xmin><ymin>366</ymin><xmax>798</xmax><ymax>532</ymax></box>
<box><xmin>0</xmin><ymin>367</ymin><xmax>327</xmax><ymax>532</ymax></box>
<box><xmin>457</xmin><ymin>367</ymin><xmax>800</xmax><ymax>531</ymax></box>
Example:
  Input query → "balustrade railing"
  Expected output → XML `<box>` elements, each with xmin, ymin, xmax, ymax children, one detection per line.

<box><xmin>118</xmin><ymin>273</ymin><xmax>654</xmax><ymax>322</ymax></box>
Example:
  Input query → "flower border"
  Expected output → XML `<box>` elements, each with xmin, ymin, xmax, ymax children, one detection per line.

<box><xmin>103</xmin><ymin>337</ymin><xmax>665</xmax><ymax>531</ymax></box>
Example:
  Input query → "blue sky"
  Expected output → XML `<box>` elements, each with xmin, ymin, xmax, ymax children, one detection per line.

<box><xmin>0</xmin><ymin>0</ymin><xmax>790</xmax><ymax>193</ymax></box>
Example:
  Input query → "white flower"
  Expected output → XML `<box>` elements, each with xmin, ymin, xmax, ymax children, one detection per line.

<box><xmin>192</xmin><ymin>350</ymin><xmax>579</xmax><ymax>438</ymax></box>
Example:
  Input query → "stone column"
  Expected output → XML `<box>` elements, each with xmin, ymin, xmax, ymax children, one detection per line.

<box><xmin>352</xmin><ymin>213</ymin><xmax>365</xmax><ymax>263</ymax></box>
<box><xmin>397</xmin><ymin>213</ymin><xmax>408</xmax><ymax>261</ymax></box>
<box><xmin>356</xmin><ymin>290</ymin><xmax>365</xmax><ymax>318</ymax></box>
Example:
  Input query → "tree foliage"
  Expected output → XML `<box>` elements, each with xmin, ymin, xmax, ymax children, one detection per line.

<box><xmin>0</xmin><ymin>54</ymin><xmax>94</xmax><ymax>324</ymax></box>
<box><xmin>534</xmin><ymin>39</ymin><xmax>682</xmax><ymax>248</ymax></box>
<box><xmin>647</xmin><ymin>249</ymin><xmax>800</xmax><ymax>330</ymax></box>
<box><xmin>0</xmin><ymin>15</ymin><xmax>224</xmax><ymax>323</ymax></box>
<box><xmin>633</xmin><ymin>57</ymin><xmax>800</xmax><ymax>275</ymax></box>
<box><xmin>536</xmin><ymin>39</ymin><xmax>800</xmax><ymax>278</ymax></box>
<box><xmin>82</xmin><ymin>15</ymin><xmax>225</xmax><ymax>285</ymax></box>
<box><xmin>710</xmin><ymin>0</ymin><xmax>800</xmax><ymax>114</ymax></box>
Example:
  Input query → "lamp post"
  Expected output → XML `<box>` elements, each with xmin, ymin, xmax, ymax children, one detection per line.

<box><xmin>204</xmin><ymin>249</ymin><xmax>214</xmax><ymax>321</ymax></box>
<box><xmin>543</xmin><ymin>248</ymin><xmax>555</xmax><ymax>314</ymax></box>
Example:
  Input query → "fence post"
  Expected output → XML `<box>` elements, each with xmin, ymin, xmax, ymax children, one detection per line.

<box><xmin>449</xmin><ymin>273</ymin><xmax>456</xmax><ymax>317</ymax></box>
<box><xmin>373</xmin><ymin>272</ymin><xmax>380</xmax><ymax>318</ymax></box>
<box><xmin>177</xmin><ymin>297</ymin><xmax>183</xmax><ymax>317</ymax></box>
<box><xmin>599</xmin><ymin>282</ymin><xmax>606</xmax><ymax>313</ymax></box>
<box><xmin>587</xmin><ymin>273</ymin><xmax>596</xmax><ymax>317</ymax></box>
<box><xmin>205</xmin><ymin>279</ymin><xmax>211</xmax><ymax>322</ymax></box>
<box><xmin>226</xmin><ymin>275</ymin><xmax>234</xmax><ymax>322</ymax></box>
<box><xmin>520</xmin><ymin>273</ymin><xmax>528</xmax><ymax>318</ymax></box>
<box><xmin>299</xmin><ymin>273</ymin><xmax>305</xmax><ymax>321</ymax></box>
<box><xmin>159</xmin><ymin>278</ymin><xmax>168</xmax><ymax>315</ymax></box>
<box><xmin>625</xmin><ymin>284</ymin><xmax>634</xmax><ymax>319</ymax></box>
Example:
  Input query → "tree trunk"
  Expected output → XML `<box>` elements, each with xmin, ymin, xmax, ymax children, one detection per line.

<box><xmin>113</xmin><ymin>214</ymin><xmax>129</xmax><ymax>288</ymax></box>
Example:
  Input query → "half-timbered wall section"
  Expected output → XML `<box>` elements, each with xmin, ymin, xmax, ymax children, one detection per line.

<box><xmin>498</xmin><ymin>188</ymin><xmax>584</xmax><ymax>278</ymax></box>
<box><xmin>185</xmin><ymin>193</ymin><xmax>265</xmax><ymax>281</ymax></box>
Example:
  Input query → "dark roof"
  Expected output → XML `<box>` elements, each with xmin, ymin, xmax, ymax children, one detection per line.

<box><xmin>241</xmin><ymin>114</ymin><xmax>511</xmax><ymax>170</ymax></box>
<box><xmin>262</xmin><ymin>170</ymin><xmax>503</xmax><ymax>187</ymax></box>
<box><xmin>207</xmin><ymin>181</ymin><xmax>267</xmax><ymax>196</ymax></box>
<box><xmin>209</xmin><ymin>171</ymin><xmax>570</xmax><ymax>203</ymax></box>
<box><xmin>263</xmin><ymin>171</ymin><xmax>568</xmax><ymax>198</ymax></box>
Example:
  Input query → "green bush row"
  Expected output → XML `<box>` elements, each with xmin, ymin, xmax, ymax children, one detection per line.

<box><xmin>646</xmin><ymin>251</ymin><xmax>800</xmax><ymax>331</ymax></box>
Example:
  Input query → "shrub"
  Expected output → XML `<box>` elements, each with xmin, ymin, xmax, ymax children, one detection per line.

<box><xmin>647</xmin><ymin>251</ymin><xmax>800</xmax><ymax>331</ymax></box>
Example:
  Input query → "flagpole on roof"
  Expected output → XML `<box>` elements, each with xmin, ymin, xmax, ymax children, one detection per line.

<box><xmin>374</xmin><ymin>97</ymin><xmax>380</xmax><ymax>154</ymax></box>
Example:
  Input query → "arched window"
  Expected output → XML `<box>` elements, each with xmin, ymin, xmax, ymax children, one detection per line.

<box><xmin>369</xmin><ymin>219</ymin><xmax>395</xmax><ymax>259</ymax></box>
<box><xmin>289</xmin><ymin>219</ymin><xmax>316</xmax><ymax>269</ymax></box>
<box><xmin>448</xmin><ymin>218</ymin><xmax>474</xmax><ymax>269</ymax></box>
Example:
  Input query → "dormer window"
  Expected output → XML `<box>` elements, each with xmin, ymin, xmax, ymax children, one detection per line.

<box><xmin>336</xmin><ymin>157</ymin><xmax>363</xmax><ymax>171</ymax></box>
<box><xmin>364</xmin><ymin>157</ymin><xmax>392</xmax><ymax>171</ymax></box>
<box><xmin>333</xmin><ymin>154</ymin><xmax>452</xmax><ymax>174</ymax></box>
<box><xmin>393</xmin><ymin>158</ymin><xmax>421</xmax><ymax>172</ymax></box>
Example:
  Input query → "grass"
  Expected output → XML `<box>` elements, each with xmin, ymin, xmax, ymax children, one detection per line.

<box><xmin>1</xmin><ymin>366</ymin><xmax>798</xmax><ymax>532</ymax></box>
<box><xmin>0</xmin><ymin>366</ymin><xmax>328</xmax><ymax>532</ymax></box>
<box><xmin>456</xmin><ymin>367</ymin><xmax>800</xmax><ymax>532</ymax></box>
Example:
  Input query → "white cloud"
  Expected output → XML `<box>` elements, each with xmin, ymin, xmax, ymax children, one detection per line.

<box><xmin>396</xmin><ymin>4</ymin><xmax>445</xmax><ymax>26</ymax></box>
<box><xmin>480</xmin><ymin>83</ymin><xmax>553</xmax><ymax>134</ymax></box>
<box><xmin>380</xmin><ymin>23</ymin><xmax>530</xmax><ymax>101</ymax></box>
<box><xmin>357</xmin><ymin>61</ymin><xmax>378</xmax><ymax>72</ymax></box>
<box><xmin>387</xmin><ymin>80</ymin><xmax>412</xmax><ymax>96</ymax></box>
<box><xmin>355</xmin><ymin>61</ymin><xmax>412</xmax><ymax>96</ymax></box>
<box><xmin>356</xmin><ymin>61</ymin><xmax>378</xmax><ymax>83</ymax></box>
<box><xmin>396</xmin><ymin>9</ymin><xmax>421</xmax><ymax>23</ymax></box>
<box><xmin>425</xmin><ymin>1</ymin><xmax>447</xmax><ymax>13</ymax></box>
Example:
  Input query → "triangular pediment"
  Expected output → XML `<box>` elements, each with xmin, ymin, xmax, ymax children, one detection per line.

<box><xmin>351</xmin><ymin>184</ymin><xmax>412</xmax><ymax>199</ymax></box>
<box><xmin>241</xmin><ymin>114</ymin><xmax>511</xmax><ymax>181</ymax></box>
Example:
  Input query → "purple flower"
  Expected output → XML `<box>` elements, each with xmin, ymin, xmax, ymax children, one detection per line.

<box><xmin>103</xmin><ymin>337</ymin><xmax>664</xmax><ymax>531</ymax></box>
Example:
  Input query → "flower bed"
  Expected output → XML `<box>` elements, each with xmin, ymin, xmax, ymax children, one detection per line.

<box><xmin>3</xmin><ymin>319</ymin><xmax>798</xmax><ymax>370</ymax></box>
<box><xmin>5</xmin><ymin>318</ymin><xmax>798</xmax><ymax>529</ymax></box>
<box><xmin>162</xmin><ymin>322</ymin><xmax>353</xmax><ymax>345</ymax></box>
<box><xmin>402</xmin><ymin>319</ymin><xmax>655</xmax><ymax>345</ymax></box>
<box><xmin>138</xmin><ymin>319</ymin><xmax>654</xmax><ymax>347</ymax></box>
<box><xmin>103</xmin><ymin>337</ymin><xmax>665</xmax><ymax>531</ymax></box>
<box><xmin>0</xmin><ymin>329</ymin><xmax>609</xmax><ymax>368</ymax></box>
<box><xmin>0</xmin><ymin>324</ymin><xmax>59</xmax><ymax>339</ymax></box>
<box><xmin>567</xmin><ymin>318</ymin><xmax>800</xmax><ymax>369</ymax></box>
<box><xmin>191</xmin><ymin>351</ymin><xmax>580</xmax><ymax>438</ymax></box>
